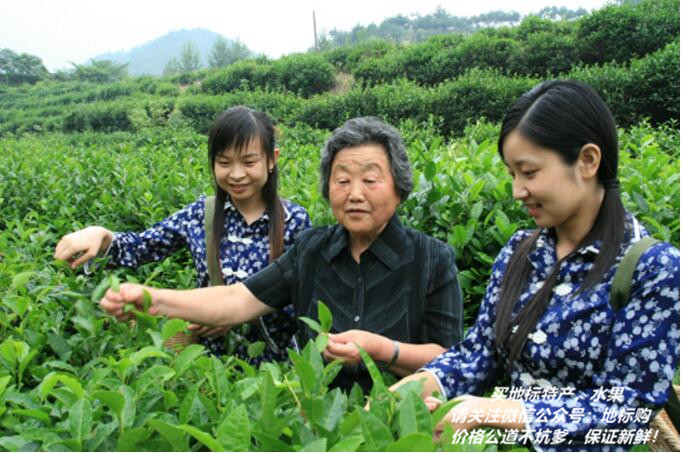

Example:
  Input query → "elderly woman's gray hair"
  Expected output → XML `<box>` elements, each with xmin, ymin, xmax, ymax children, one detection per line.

<box><xmin>320</xmin><ymin>116</ymin><xmax>413</xmax><ymax>202</ymax></box>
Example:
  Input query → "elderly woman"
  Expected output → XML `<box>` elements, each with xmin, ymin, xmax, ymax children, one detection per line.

<box><xmin>100</xmin><ymin>116</ymin><xmax>463</xmax><ymax>391</ymax></box>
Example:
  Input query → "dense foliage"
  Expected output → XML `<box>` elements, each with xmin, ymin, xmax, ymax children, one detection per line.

<box><xmin>0</xmin><ymin>120</ymin><xmax>678</xmax><ymax>450</ymax></box>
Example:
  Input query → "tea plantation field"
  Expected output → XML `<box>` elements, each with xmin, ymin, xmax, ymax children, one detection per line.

<box><xmin>0</xmin><ymin>119</ymin><xmax>678</xmax><ymax>451</ymax></box>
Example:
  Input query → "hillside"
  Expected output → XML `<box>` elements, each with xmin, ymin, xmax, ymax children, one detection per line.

<box><xmin>92</xmin><ymin>28</ymin><xmax>236</xmax><ymax>76</ymax></box>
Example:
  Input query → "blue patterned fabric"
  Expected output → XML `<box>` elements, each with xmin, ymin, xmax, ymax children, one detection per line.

<box><xmin>423</xmin><ymin>214</ymin><xmax>680</xmax><ymax>451</ymax></box>
<box><xmin>107</xmin><ymin>195</ymin><xmax>311</xmax><ymax>363</ymax></box>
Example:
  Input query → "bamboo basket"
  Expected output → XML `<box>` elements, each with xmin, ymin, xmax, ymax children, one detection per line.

<box><xmin>163</xmin><ymin>331</ymin><xmax>198</xmax><ymax>352</ymax></box>
<box><xmin>127</xmin><ymin>319</ymin><xmax>198</xmax><ymax>351</ymax></box>
<box><xmin>649</xmin><ymin>385</ymin><xmax>680</xmax><ymax>452</ymax></box>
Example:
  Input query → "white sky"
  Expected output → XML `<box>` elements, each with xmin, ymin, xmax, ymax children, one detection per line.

<box><xmin>1</xmin><ymin>0</ymin><xmax>613</xmax><ymax>71</ymax></box>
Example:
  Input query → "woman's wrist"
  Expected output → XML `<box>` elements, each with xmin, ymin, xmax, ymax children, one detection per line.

<box><xmin>94</xmin><ymin>226</ymin><xmax>114</xmax><ymax>254</ymax></box>
<box><xmin>149</xmin><ymin>287</ymin><xmax>167</xmax><ymax>316</ymax></box>
<box><xmin>370</xmin><ymin>334</ymin><xmax>392</xmax><ymax>364</ymax></box>
<box><xmin>377</xmin><ymin>340</ymin><xmax>400</xmax><ymax>369</ymax></box>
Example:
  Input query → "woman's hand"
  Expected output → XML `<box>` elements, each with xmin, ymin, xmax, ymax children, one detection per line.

<box><xmin>323</xmin><ymin>329</ymin><xmax>390</xmax><ymax>366</ymax></box>
<box><xmin>54</xmin><ymin>226</ymin><xmax>113</xmax><ymax>269</ymax></box>
<box><xmin>99</xmin><ymin>282</ymin><xmax>159</xmax><ymax>321</ymax></box>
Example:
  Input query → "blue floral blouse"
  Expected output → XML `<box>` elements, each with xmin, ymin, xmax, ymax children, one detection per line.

<box><xmin>107</xmin><ymin>195</ymin><xmax>312</xmax><ymax>363</ymax></box>
<box><xmin>424</xmin><ymin>214</ymin><xmax>680</xmax><ymax>451</ymax></box>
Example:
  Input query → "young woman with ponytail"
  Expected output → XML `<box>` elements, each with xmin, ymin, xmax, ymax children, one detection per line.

<box><xmin>392</xmin><ymin>81</ymin><xmax>679</xmax><ymax>451</ymax></box>
<box><xmin>55</xmin><ymin>106</ymin><xmax>311</xmax><ymax>363</ymax></box>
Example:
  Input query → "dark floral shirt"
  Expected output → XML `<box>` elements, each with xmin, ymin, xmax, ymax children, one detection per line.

<box><xmin>107</xmin><ymin>195</ymin><xmax>311</xmax><ymax>363</ymax></box>
<box><xmin>423</xmin><ymin>215</ymin><xmax>680</xmax><ymax>451</ymax></box>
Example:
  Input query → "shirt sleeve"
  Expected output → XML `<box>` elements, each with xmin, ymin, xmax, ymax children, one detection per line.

<box><xmin>418</xmin><ymin>243</ymin><xmax>463</xmax><ymax>347</ymax></box>
<box><xmin>284</xmin><ymin>203</ymin><xmax>312</xmax><ymax>248</ymax></box>
<box><xmin>521</xmin><ymin>243</ymin><xmax>680</xmax><ymax>450</ymax></box>
<box><xmin>422</xmin><ymin>231</ymin><xmax>529</xmax><ymax>399</ymax></box>
<box><xmin>107</xmin><ymin>198</ymin><xmax>201</xmax><ymax>268</ymax></box>
<box><xmin>243</xmin><ymin>237</ymin><xmax>300</xmax><ymax>310</ymax></box>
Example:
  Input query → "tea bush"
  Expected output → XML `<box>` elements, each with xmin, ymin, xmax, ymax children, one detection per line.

<box><xmin>568</xmin><ymin>40</ymin><xmax>680</xmax><ymax>127</ymax></box>
<box><xmin>0</xmin><ymin>119</ymin><xmax>677</xmax><ymax>450</ymax></box>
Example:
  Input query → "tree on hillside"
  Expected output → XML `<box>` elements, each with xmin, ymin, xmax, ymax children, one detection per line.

<box><xmin>70</xmin><ymin>60</ymin><xmax>128</xmax><ymax>83</ymax></box>
<box><xmin>209</xmin><ymin>37</ymin><xmax>251</xmax><ymax>68</ymax></box>
<box><xmin>163</xmin><ymin>58</ymin><xmax>181</xmax><ymax>76</ymax></box>
<box><xmin>0</xmin><ymin>48</ymin><xmax>49</xmax><ymax>85</ymax></box>
<box><xmin>536</xmin><ymin>6</ymin><xmax>587</xmax><ymax>20</ymax></box>
<box><xmin>318</xmin><ymin>5</ymin><xmax>588</xmax><ymax>48</ymax></box>
<box><xmin>178</xmin><ymin>41</ymin><xmax>201</xmax><ymax>73</ymax></box>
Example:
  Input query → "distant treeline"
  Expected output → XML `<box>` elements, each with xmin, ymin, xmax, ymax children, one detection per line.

<box><xmin>0</xmin><ymin>0</ymin><xmax>677</xmax><ymax>138</ymax></box>
<box><xmin>317</xmin><ymin>5</ymin><xmax>587</xmax><ymax>48</ymax></box>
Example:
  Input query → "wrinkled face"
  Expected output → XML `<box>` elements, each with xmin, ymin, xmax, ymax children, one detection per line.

<box><xmin>329</xmin><ymin>144</ymin><xmax>401</xmax><ymax>242</ymax></box>
<box><xmin>213</xmin><ymin>137</ymin><xmax>273</xmax><ymax>207</ymax></box>
<box><xmin>502</xmin><ymin>130</ymin><xmax>589</xmax><ymax>230</ymax></box>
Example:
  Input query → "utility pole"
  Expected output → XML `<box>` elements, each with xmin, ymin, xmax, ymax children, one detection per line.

<box><xmin>313</xmin><ymin>11</ymin><xmax>319</xmax><ymax>51</ymax></box>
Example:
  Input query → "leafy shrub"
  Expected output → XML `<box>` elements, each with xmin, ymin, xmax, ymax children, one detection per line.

<box><xmin>510</xmin><ymin>17</ymin><xmax>577</xmax><ymax>76</ymax></box>
<box><xmin>451</xmin><ymin>33</ymin><xmax>522</xmax><ymax>75</ymax></box>
<box><xmin>270</xmin><ymin>53</ymin><xmax>336</xmax><ymax>97</ymax></box>
<box><xmin>156</xmin><ymin>82</ymin><xmax>180</xmax><ymax>97</ymax></box>
<box><xmin>352</xmin><ymin>56</ymin><xmax>401</xmax><ymax>86</ymax></box>
<box><xmin>429</xmin><ymin>69</ymin><xmax>538</xmax><ymax>137</ymax></box>
<box><xmin>322</xmin><ymin>39</ymin><xmax>396</xmax><ymax>72</ymax></box>
<box><xmin>95</xmin><ymin>82</ymin><xmax>132</xmax><ymax>101</ymax></box>
<box><xmin>176</xmin><ymin>95</ymin><xmax>227</xmax><ymax>133</ymax></box>
<box><xmin>201</xmin><ymin>59</ymin><xmax>272</xmax><ymax>94</ymax></box>
<box><xmin>371</xmin><ymin>79</ymin><xmax>432</xmax><ymax>125</ymax></box>
<box><xmin>63</xmin><ymin>100</ymin><xmax>134</xmax><ymax>133</ymax></box>
<box><xmin>202</xmin><ymin>54</ymin><xmax>335</xmax><ymax>98</ymax></box>
<box><xmin>568</xmin><ymin>41</ymin><xmax>680</xmax><ymax>126</ymax></box>
<box><xmin>576</xmin><ymin>0</ymin><xmax>679</xmax><ymax>64</ymax></box>
<box><xmin>290</xmin><ymin>88</ymin><xmax>367</xmax><ymax>130</ymax></box>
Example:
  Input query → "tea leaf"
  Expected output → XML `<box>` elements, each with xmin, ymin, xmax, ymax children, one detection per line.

<box><xmin>177</xmin><ymin>424</ymin><xmax>225</xmax><ymax>451</ymax></box>
<box><xmin>92</xmin><ymin>390</ymin><xmax>125</xmax><ymax>419</ymax></box>
<box><xmin>142</xmin><ymin>288</ymin><xmax>152</xmax><ymax>312</ymax></box>
<box><xmin>11</xmin><ymin>271</ymin><xmax>34</xmax><ymax>290</ymax></box>
<box><xmin>109</xmin><ymin>274</ymin><xmax>120</xmax><ymax>292</ymax></box>
<box><xmin>217</xmin><ymin>404</ymin><xmax>251</xmax><ymax>451</ymax></box>
<box><xmin>359</xmin><ymin>409</ymin><xmax>393</xmax><ymax>451</ymax></box>
<box><xmin>318</xmin><ymin>300</ymin><xmax>333</xmax><ymax>333</ymax></box>
<box><xmin>386</xmin><ymin>432</ymin><xmax>435</xmax><ymax>451</ymax></box>
<box><xmin>299</xmin><ymin>316</ymin><xmax>322</xmax><ymax>334</ymax></box>
<box><xmin>329</xmin><ymin>435</ymin><xmax>364</xmax><ymax>452</ymax></box>
<box><xmin>247</xmin><ymin>341</ymin><xmax>265</xmax><ymax>358</ymax></box>
<box><xmin>174</xmin><ymin>344</ymin><xmax>206</xmax><ymax>377</ymax></box>
<box><xmin>68</xmin><ymin>397</ymin><xmax>93</xmax><ymax>441</ymax></box>
<box><xmin>396</xmin><ymin>391</ymin><xmax>431</xmax><ymax>437</ymax></box>
<box><xmin>161</xmin><ymin>318</ymin><xmax>188</xmax><ymax>341</ymax></box>
<box><xmin>147</xmin><ymin>419</ymin><xmax>188</xmax><ymax>452</ymax></box>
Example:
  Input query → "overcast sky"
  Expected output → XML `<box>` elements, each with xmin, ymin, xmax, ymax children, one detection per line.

<box><xmin>1</xmin><ymin>0</ymin><xmax>612</xmax><ymax>71</ymax></box>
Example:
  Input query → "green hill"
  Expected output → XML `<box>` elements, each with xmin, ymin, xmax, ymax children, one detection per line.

<box><xmin>91</xmin><ymin>28</ymin><xmax>238</xmax><ymax>76</ymax></box>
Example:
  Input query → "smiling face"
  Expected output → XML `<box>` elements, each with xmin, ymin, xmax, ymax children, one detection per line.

<box><xmin>329</xmin><ymin>144</ymin><xmax>401</xmax><ymax>245</ymax></box>
<box><xmin>213</xmin><ymin>137</ymin><xmax>273</xmax><ymax>209</ymax></box>
<box><xmin>502</xmin><ymin>130</ymin><xmax>601</xmax><ymax>235</ymax></box>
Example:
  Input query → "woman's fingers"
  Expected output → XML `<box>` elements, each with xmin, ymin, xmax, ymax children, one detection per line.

<box><xmin>424</xmin><ymin>396</ymin><xmax>442</xmax><ymax>412</ymax></box>
<box><xmin>54</xmin><ymin>227</ymin><xmax>111</xmax><ymax>269</ymax></box>
<box><xmin>100</xmin><ymin>283</ymin><xmax>145</xmax><ymax>318</ymax></box>
<box><xmin>69</xmin><ymin>248</ymin><xmax>96</xmax><ymax>269</ymax></box>
<box><xmin>324</xmin><ymin>339</ymin><xmax>361</xmax><ymax>364</ymax></box>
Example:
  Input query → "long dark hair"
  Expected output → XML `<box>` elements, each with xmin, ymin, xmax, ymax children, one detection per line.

<box><xmin>207</xmin><ymin>106</ymin><xmax>285</xmax><ymax>264</ymax></box>
<box><xmin>494</xmin><ymin>80</ymin><xmax>627</xmax><ymax>373</ymax></box>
